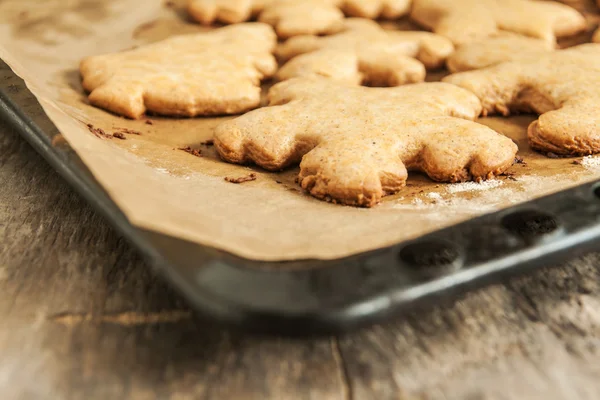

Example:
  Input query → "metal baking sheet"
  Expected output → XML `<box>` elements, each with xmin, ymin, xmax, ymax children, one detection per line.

<box><xmin>3</xmin><ymin>60</ymin><xmax>600</xmax><ymax>335</ymax></box>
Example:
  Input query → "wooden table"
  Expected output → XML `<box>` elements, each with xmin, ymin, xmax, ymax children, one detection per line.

<box><xmin>2</xmin><ymin>117</ymin><xmax>600</xmax><ymax>400</ymax></box>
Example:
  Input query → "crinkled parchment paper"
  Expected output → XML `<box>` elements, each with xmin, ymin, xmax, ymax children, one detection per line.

<box><xmin>1</xmin><ymin>0</ymin><xmax>599</xmax><ymax>261</ymax></box>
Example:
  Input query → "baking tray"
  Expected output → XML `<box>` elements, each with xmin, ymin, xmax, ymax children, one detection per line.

<box><xmin>3</xmin><ymin>59</ymin><xmax>600</xmax><ymax>336</ymax></box>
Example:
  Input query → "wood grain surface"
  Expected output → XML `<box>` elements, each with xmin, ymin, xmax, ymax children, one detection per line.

<box><xmin>3</xmin><ymin>117</ymin><xmax>600</xmax><ymax>400</ymax></box>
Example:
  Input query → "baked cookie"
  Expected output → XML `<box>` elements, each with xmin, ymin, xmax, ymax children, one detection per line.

<box><xmin>188</xmin><ymin>0</ymin><xmax>411</xmax><ymax>37</ymax></box>
<box><xmin>411</xmin><ymin>0</ymin><xmax>586</xmax><ymax>45</ymax></box>
<box><xmin>444</xmin><ymin>44</ymin><xmax>600</xmax><ymax>156</ymax></box>
<box><xmin>338</xmin><ymin>0</ymin><xmax>411</xmax><ymax>19</ymax></box>
<box><xmin>187</xmin><ymin>0</ymin><xmax>271</xmax><ymax>24</ymax></box>
<box><xmin>595</xmin><ymin>0</ymin><xmax>600</xmax><ymax>43</ymax></box>
<box><xmin>214</xmin><ymin>76</ymin><xmax>517</xmax><ymax>207</ymax></box>
<box><xmin>446</xmin><ymin>34</ymin><xmax>553</xmax><ymax>72</ymax></box>
<box><xmin>80</xmin><ymin>23</ymin><xmax>277</xmax><ymax>119</ymax></box>
<box><xmin>276</xmin><ymin>19</ymin><xmax>454</xmax><ymax>86</ymax></box>
<box><xmin>257</xmin><ymin>0</ymin><xmax>344</xmax><ymax>39</ymax></box>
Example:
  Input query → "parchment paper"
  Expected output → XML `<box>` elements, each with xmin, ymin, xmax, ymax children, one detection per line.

<box><xmin>1</xmin><ymin>0</ymin><xmax>599</xmax><ymax>261</ymax></box>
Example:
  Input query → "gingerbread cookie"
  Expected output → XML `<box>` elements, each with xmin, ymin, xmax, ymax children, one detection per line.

<box><xmin>187</xmin><ymin>0</ymin><xmax>271</xmax><ymax>24</ymax></box>
<box><xmin>257</xmin><ymin>0</ymin><xmax>344</xmax><ymax>39</ymax></box>
<box><xmin>444</xmin><ymin>44</ymin><xmax>600</xmax><ymax>156</ymax></box>
<box><xmin>411</xmin><ymin>0</ymin><xmax>586</xmax><ymax>45</ymax></box>
<box><xmin>276</xmin><ymin>19</ymin><xmax>454</xmax><ymax>86</ymax></box>
<box><xmin>446</xmin><ymin>34</ymin><xmax>553</xmax><ymax>72</ymax></box>
<box><xmin>595</xmin><ymin>0</ymin><xmax>600</xmax><ymax>43</ymax></box>
<box><xmin>80</xmin><ymin>23</ymin><xmax>277</xmax><ymax>119</ymax></box>
<box><xmin>214</xmin><ymin>76</ymin><xmax>517</xmax><ymax>207</ymax></box>
<box><xmin>188</xmin><ymin>0</ymin><xmax>411</xmax><ymax>37</ymax></box>
<box><xmin>338</xmin><ymin>0</ymin><xmax>411</xmax><ymax>19</ymax></box>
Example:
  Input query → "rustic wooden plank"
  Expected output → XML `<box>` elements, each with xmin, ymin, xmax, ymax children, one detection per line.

<box><xmin>0</xmin><ymin>119</ymin><xmax>346</xmax><ymax>400</ymax></box>
<box><xmin>337</xmin><ymin>259</ymin><xmax>600</xmax><ymax>400</ymax></box>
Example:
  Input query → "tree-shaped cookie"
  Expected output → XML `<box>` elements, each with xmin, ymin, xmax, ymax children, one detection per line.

<box><xmin>337</xmin><ymin>0</ymin><xmax>412</xmax><ymax>19</ymax></box>
<box><xmin>446</xmin><ymin>34</ymin><xmax>553</xmax><ymax>72</ymax></box>
<box><xmin>411</xmin><ymin>0</ymin><xmax>586</xmax><ymax>45</ymax></box>
<box><xmin>444</xmin><ymin>44</ymin><xmax>600</xmax><ymax>156</ymax></box>
<box><xmin>214</xmin><ymin>77</ymin><xmax>517</xmax><ymax>207</ymax></box>
<box><xmin>257</xmin><ymin>0</ymin><xmax>344</xmax><ymax>39</ymax></box>
<box><xmin>80</xmin><ymin>23</ymin><xmax>277</xmax><ymax>119</ymax></box>
<box><xmin>276</xmin><ymin>19</ymin><xmax>454</xmax><ymax>86</ymax></box>
<box><xmin>595</xmin><ymin>0</ymin><xmax>600</xmax><ymax>43</ymax></box>
<box><xmin>188</xmin><ymin>0</ymin><xmax>271</xmax><ymax>24</ymax></box>
<box><xmin>187</xmin><ymin>0</ymin><xmax>411</xmax><ymax>37</ymax></box>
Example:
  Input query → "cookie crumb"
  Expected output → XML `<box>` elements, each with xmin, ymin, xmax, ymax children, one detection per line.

<box><xmin>145</xmin><ymin>120</ymin><xmax>153</xmax><ymax>125</ymax></box>
<box><xmin>571</xmin><ymin>159</ymin><xmax>583</xmax><ymax>165</ymax></box>
<box><xmin>115</xmin><ymin>128</ymin><xmax>142</xmax><ymax>135</ymax></box>
<box><xmin>178</xmin><ymin>146</ymin><xmax>202</xmax><ymax>157</ymax></box>
<box><xmin>225</xmin><ymin>173</ymin><xmax>257</xmax><ymax>184</ymax></box>
<box><xmin>51</xmin><ymin>134</ymin><xmax>67</xmax><ymax>147</ymax></box>
<box><xmin>275</xmin><ymin>180</ymin><xmax>283</xmax><ymax>184</ymax></box>
<box><xmin>112</xmin><ymin>132</ymin><xmax>127</xmax><ymax>140</ymax></box>
<box><xmin>165</xmin><ymin>0</ymin><xmax>176</xmax><ymax>7</ymax></box>
<box><xmin>86</xmin><ymin>123</ymin><xmax>111</xmax><ymax>139</ymax></box>
<box><xmin>514</xmin><ymin>156</ymin><xmax>526</xmax><ymax>164</ymax></box>
<box><xmin>200</xmin><ymin>139</ymin><xmax>214</xmax><ymax>146</ymax></box>
<box><xmin>546</xmin><ymin>152</ymin><xmax>560</xmax><ymax>159</ymax></box>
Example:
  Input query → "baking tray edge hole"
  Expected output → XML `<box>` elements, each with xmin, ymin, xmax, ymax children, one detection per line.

<box><xmin>398</xmin><ymin>239</ymin><xmax>464</xmax><ymax>279</ymax></box>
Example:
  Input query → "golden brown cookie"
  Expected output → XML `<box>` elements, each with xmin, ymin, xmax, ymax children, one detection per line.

<box><xmin>257</xmin><ymin>0</ymin><xmax>344</xmax><ymax>39</ymax></box>
<box><xmin>214</xmin><ymin>76</ymin><xmax>517</xmax><ymax>207</ymax></box>
<box><xmin>188</xmin><ymin>0</ymin><xmax>411</xmax><ymax>37</ymax></box>
<box><xmin>276</xmin><ymin>19</ymin><xmax>454</xmax><ymax>86</ymax></box>
<box><xmin>444</xmin><ymin>44</ymin><xmax>600</xmax><ymax>156</ymax></box>
<box><xmin>80</xmin><ymin>23</ymin><xmax>277</xmax><ymax>119</ymax></box>
<box><xmin>595</xmin><ymin>0</ymin><xmax>600</xmax><ymax>43</ymax></box>
<box><xmin>446</xmin><ymin>34</ymin><xmax>553</xmax><ymax>72</ymax></box>
<box><xmin>187</xmin><ymin>0</ymin><xmax>271</xmax><ymax>24</ymax></box>
<box><xmin>411</xmin><ymin>0</ymin><xmax>586</xmax><ymax>45</ymax></box>
<box><xmin>338</xmin><ymin>0</ymin><xmax>411</xmax><ymax>19</ymax></box>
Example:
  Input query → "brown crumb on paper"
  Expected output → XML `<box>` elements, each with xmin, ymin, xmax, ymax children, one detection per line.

<box><xmin>165</xmin><ymin>0</ymin><xmax>176</xmax><ymax>7</ymax></box>
<box><xmin>51</xmin><ymin>134</ymin><xmax>67</xmax><ymax>147</ymax></box>
<box><xmin>178</xmin><ymin>146</ymin><xmax>202</xmax><ymax>158</ymax></box>
<box><xmin>200</xmin><ymin>139</ymin><xmax>214</xmax><ymax>146</ymax></box>
<box><xmin>145</xmin><ymin>120</ymin><xmax>153</xmax><ymax>125</ymax></box>
<box><xmin>225</xmin><ymin>173</ymin><xmax>257</xmax><ymax>184</ymax></box>
<box><xmin>514</xmin><ymin>156</ymin><xmax>526</xmax><ymax>164</ymax></box>
<box><xmin>500</xmin><ymin>171</ymin><xmax>516</xmax><ymax>179</ymax></box>
<box><xmin>112</xmin><ymin>132</ymin><xmax>127</xmax><ymax>140</ymax></box>
<box><xmin>86</xmin><ymin>123</ymin><xmax>111</xmax><ymax>139</ymax></box>
<box><xmin>572</xmin><ymin>159</ymin><xmax>583</xmax><ymax>165</ymax></box>
<box><xmin>115</xmin><ymin>128</ymin><xmax>142</xmax><ymax>135</ymax></box>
